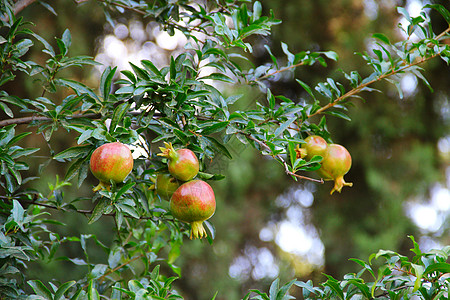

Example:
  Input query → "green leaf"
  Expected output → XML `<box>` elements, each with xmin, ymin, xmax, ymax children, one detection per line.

<box><xmin>129</xmin><ymin>62</ymin><xmax>150</xmax><ymax>80</ymax></box>
<box><xmin>141</xmin><ymin>59</ymin><xmax>162</xmax><ymax>77</ymax></box>
<box><xmin>323</xmin><ymin>276</ymin><xmax>344</xmax><ymax>300</ymax></box>
<box><xmin>274</xmin><ymin>117</ymin><xmax>296</xmax><ymax>137</ymax></box>
<box><xmin>205</xmin><ymin>136</ymin><xmax>232</xmax><ymax>159</ymax></box>
<box><xmin>65</xmin><ymin>156</ymin><xmax>89</xmax><ymax>181</ymax></box>
<box><xmin>424</xmin><ymin>4</ymin><xmax>450</xmax><ymax>24</ymax></box>
<box><xmin>6</xmin><ymin>131</ymin><xmax>32</xmax><ymax>147</ymax></box>
<box><xmin>100</xmin><ymin>66</ymin><xmax>117</xmax><ymax>101</ymax></box>
<box><xmin>264</xmin><ymin>45</ymin><xmax>278</xmax><ymax>68</ymax></box>
<box><xmin>201</xmin><ymin>121</ymin><xmax>229</xmax><ymax>135</ymax></box>
<box><xmin>276</xmin><ymin>279</ymin><xmax>297</xmax><ymax>300</ymax></box>
<box><xmin>32</xmin><ymin>32</ymin><xmax>56</xmax><ymax>57</ymax></box>
<box><xmin>198</xmin><ymin>73</ymin><xmax>234</xmax><ymax>83</ymax></box>
<box><xmin>88</xmin><ymin>280</ymin><xmax>99</xmax><ymax>300</ymax></box>
<box><xmin>114</xmin><ymin>181</ymin><xmax>136</xmax><ymax>202</ymax></box>
<box><xmin>411</xmin><ymin>263</ymin><xmax>424</xmax><ymax>292</ymax></box>
<box><xmin>372</xmin><ymin>33</ymin><xmax>391</xmax><ymax>44</ymax></box>
<box><xmin>115</xmin><ymin>203</ymin><xmax>140</xmax><ymax>219</ymax></box>
<box><xmin>296</xmin><ymin>79</ymin><xmax>316</xmax><ymax>100</ymax></box>
<box><xmin>109</xmin><ymin>102</ymin><xmax>130</xmax><ymax>133</ymax></box>
<box><xmin>55</xmin><ymin>78</ymin><xmax>99</xmax><ymax>101</ymax></box>
<box><xmin>321</xmin><ymin>51</ymin><xmax>339</xmax><ymax>61</ymax></box>
<box><xmin>88</xmin><ymin>199</ymin><xmax>111</xmax><ymax>224</ymax></box>
<box><xmin>28</xmin><ymin>280</ymin><xmax>53</xmax><ymax>299</ymax></box>
<box><xmin>323</xmin><ymin>110</ymin><xmax>351</xmax><ymax>121</ymax></box>
<box><xmin>111</xmin><ymin>283</ymin><xmax>122</xmax><ymax>300</ymax></box>
<box><xmin>12</xmin><ymin>200</ymin><xmax>25</xmax><ymax>224</ymax></box>
<box><xmin>39</xmin><ymin>1</ymin><xmax>58</xmax><ymax>16</ymax></box>
<box><xmin>424</xmin><ymin>262</ymin><xmax>450</xmax><ymax>275</ymax></box>
<box><xmin>54</xmin><ymin>281</ymin><xmax>76</xmax><ymax>300</ymax></box>
<box><xmin>267</xmin><ymin>89</ymin><xmax>275</xmax><ymax>110</ymax></box>
<box><xmin>53</xmin><ymin>145</ymin><xmax>92</xmax><ymax>161</ymax></box>
<box><xmin>170</xmin><ymin>56</ymin><xmax>176</xmax><ymax>81</ymax></box>
<box><xmin>269</xmin><ymin>278</ymin><xmax>279</xmax><ymax>300</ymax></box>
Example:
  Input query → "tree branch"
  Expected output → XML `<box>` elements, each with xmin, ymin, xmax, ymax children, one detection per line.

<box><xmin>1</xmin><ymin>0</ymin><xmax>38</xmax><ymax>22</ymax></box>
<box><xmin>0</xmin><ymin>113</ymin><xmax>102</xmax><ymax>127</ymax></box>
<box><xmin>307</xmin><ymin>52</ymin><xmax>440</xmax><ymax>120</ymax></box>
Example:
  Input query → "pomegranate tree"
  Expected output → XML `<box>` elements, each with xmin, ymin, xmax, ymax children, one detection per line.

<box><xmin>89</xmin><ymin>142</ymin><xmax>133</xmax><ymax>191</ymax></box>
<box><xmin>170</xmin><ymin>180</ymin><xmax>216</xmax><ymax>239</ymax></box>
<box><xmin>316</xmin><ymin>143</ymin><xmax>353</xmax><ymax>195</ymax></box>
<box><xmin>155</xmin><ymin>173</ymin><xmax>180</xmax><ymax>200</ymax></box>
<box><xmin>158</xmin><ymin>142</ymin><xmax>199</xmax><ymax>181</ymax></box>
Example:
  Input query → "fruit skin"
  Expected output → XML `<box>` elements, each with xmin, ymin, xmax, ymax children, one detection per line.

<box><xmin>158</xmin><ymin>142</ymin><xmax>199</xmax><ymax>181</ymax></box>
<box><xmin>300</xmin><ymin>135</ymin><xmax>328</xmax><ymax>160</ymax></box>
<box><xmin>155</xmin><ymin>173</ymin><xmax>180</xmax><ymax>200</ymax></box>
<box><xmin>170</xmin><ymin>180</ymin><xmax>215</xmax><ymax>239</ymax></box>
<box><xmin>316</xmin><ymin>143</ymin><xmax>353</xmax><ymax>195</ymax></box>
<box><xmin>90</xmin><ymin>142</ymin><xmax>133</xmax><ymax>191</ymax></box>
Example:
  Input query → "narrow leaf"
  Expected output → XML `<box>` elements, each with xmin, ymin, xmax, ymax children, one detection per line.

<box><xmin>28</xmin><ymin>280</ymin><xmax>53</xmax><ymax>299</ymax></box>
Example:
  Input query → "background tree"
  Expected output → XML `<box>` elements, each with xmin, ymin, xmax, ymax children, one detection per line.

<box><xmin>0</xmin><ymin>0</ymin><xmax>449</xmax><ymax>299</ymax></box>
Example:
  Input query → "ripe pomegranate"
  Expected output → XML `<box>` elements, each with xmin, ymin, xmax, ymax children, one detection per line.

<box><xmin>155</xmin><ymin>173</ymin><xmax>180</xmax><ymax>200</ymax></box>
<box><xmin>170</xmin><ymin>180</ymin><xmax>216</xmax><ymax>239</ymax></box>
<box><xmin>316</xmin><ymin>143</ymin><xmax>353</xmax><ymax>194</ymax></box>
<box><xmin>90</xmin><ymin>142</ymin><xmax>133</xmax><ymax>191</ymax></box>
<box><xmin>300</xmin><ymin>135</ymin><xmax>328</xmax><ymax>160</ymax></box>
<box><xmin>158</xmin><ymin>142</ymin><xmax>199</xmax><ymax>181</ymax></box>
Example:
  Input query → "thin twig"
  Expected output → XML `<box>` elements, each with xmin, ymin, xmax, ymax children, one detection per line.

<box><xmin>0</xmin><ymin>113</ymin><xmax>100</xmax><ymax>127</ymax></box>
<box><xmin>307</xmin><ymin>53</ymin><xmax>440</xmax><ymax>120</ymax></box>
<box><xmin>435</xmin><ymin>26</ymin><xmax>450</xmax><ymax>41</ymax></box>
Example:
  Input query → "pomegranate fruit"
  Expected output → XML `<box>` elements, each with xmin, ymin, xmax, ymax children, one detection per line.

<box><xmin>301</xmin><ymin>135</ymin><xmax>328</xmax><ymax>160</ymax></box>
<box><xmin>158</xmin><ymin>142</ymin><xmax>199</xmax><ymax>181</ymax></box>
<box><xmin>155</xmin><ymin>173</ymin><xmax>180</xmax><ymax>200</ymax></box>
<box><xmin>170</xmin><ymin>180</ymin><xmax>216</xmax><ymax>239</ymax></box>
<box><xmin>90</xmin><ymin>142</ymin><xmax>133</xmax><ymax>191</ymax></box>
<box><xmin>316</xmin><ymin>143</ymin><xmax>353</xmax><ymax>195</ymax></box>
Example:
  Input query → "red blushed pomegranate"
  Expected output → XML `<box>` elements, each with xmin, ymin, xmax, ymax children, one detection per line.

<box><xmin>158</xmin><ymin>142</ymin><xmax>199</xmax><ymax>181</ymax></box>
<box><xmin>170</xmin><ymin>180</ymin><xmax>215</xmax><ymax>239</ymax></box>
<box><xmin>316</xmin><ymin>143</ymin><xmax>353</xmax><ymax>195</ymax></box>
<box><xmin>90</xmin><ymin>142</ymin><xmax>133</xmax><ymax>191</ymax></box>
<box><xmin>155</xmin><ymin>173</ymin><xmax>180</xmax><ymax>201</ymax></box>
<box><xmin>301</xmin><ymin>135</ymin><xmax>328</xmax><ymax>160</ymax></box>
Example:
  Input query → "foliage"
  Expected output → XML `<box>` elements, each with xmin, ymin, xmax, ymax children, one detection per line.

<box><xmin>244</xmin><ymin>237</ymin><xmax>450</xmax><ymax>300</ymax></box>
<box><xmin>0</xmin><ymin>0</ymin><xmax>449</xmax><ymax>299</ymax></box>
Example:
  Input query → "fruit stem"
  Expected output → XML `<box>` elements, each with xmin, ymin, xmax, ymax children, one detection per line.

<box><xmin>330</xmin><ymin>176</ymin><xmax>353</xmax><ymax>195</ymax></box>
<box><xmin>190</xmin><ymin>221</ymin><xmax>207</xmax><ymax>239</ymax></box>
<box><xmin>93</xmin><ymin>181</ymin><xmax>111</xmax><ymax>192</ymax></box>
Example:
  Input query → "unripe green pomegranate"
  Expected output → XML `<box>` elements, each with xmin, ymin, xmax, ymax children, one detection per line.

<box><xmin>155</xmin><ymin>173</ymin><xmax>180</xmax><ymax>201</ymax></box>
<box><xmin>301</xmin><ymin>135</ymin><xmax>328</xmax><ymax>160</ymax></box>
<box><xmin>158</xmin><ymin>142</ymin><xmax>199</xmax><ymax>181</ymax></box>
<box><xmin>316</xmin><ymin>143</ymin><xmax>353</xmax><ymax>195</ymax></box>
<box><xmin>90</xmin><ymin>142</ymin><xmax>133</xmax><ymax>191</ymax></box>
<box><xmin>170</xmin><ymin>180</ymin><xmax>216</xmax><ymax>239</ymax></box>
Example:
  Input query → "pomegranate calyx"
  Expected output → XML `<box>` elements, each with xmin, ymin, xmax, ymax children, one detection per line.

<box><xmin>190</xmin><ymin>220</ymin><xmax>207</xmax><ymax>239</ymax></box>
<box><xmin>157</xmin><ymin>142</ymin><xmax>177</xmax><ymax>160</ymax></box>
<box><xmin>330</xmin><ymin>176</ymin><xmax>353</xmax><ymax>195</ymax></box>
<box><xmin>294</xmin><ymin>144</ymin><xmax>307</xmax><ymax>159</ymax></box>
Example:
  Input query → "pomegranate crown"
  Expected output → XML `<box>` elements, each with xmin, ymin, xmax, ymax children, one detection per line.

<box><xmin>157</xmin><ymin>142</ymin><xmax>177</xmax><ymax>159</ymax></box>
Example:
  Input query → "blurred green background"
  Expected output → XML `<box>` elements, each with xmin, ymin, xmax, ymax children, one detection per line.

<box><xmin>7</xmin><ymin>0</ymin><xmax>449</xmax><ymax>299</ymax></box>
